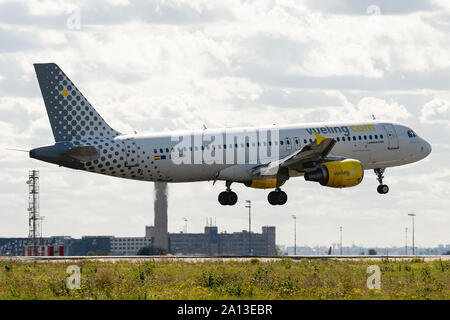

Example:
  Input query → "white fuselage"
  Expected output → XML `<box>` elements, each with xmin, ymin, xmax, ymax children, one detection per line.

<box><xmin>81</xmin><ymin>120</ymin><xmax>431</xmax><ymax>183</ymax></box>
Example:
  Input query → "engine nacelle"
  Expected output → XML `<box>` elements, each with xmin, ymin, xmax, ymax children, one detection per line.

<box><xmin>304</xmin><ymin>159</ymin><xmax>364</xmax><ymax>188</ymax></box>
<box><xmin>244</xmin><ymin>178</ymin><xmax>285</xmax><ymax>189</ymax></box>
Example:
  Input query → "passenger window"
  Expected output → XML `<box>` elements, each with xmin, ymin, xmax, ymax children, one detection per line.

<box><xmin>235</xmin><ymin>143</ymin><xmax>238</xmax><ymax>148</ymax></box>
<box><xmin>309</xmin><ymin>139</ymin><xmax>312</xmax><ymax>143</ymax></box>
<box><xmin>358</xmin><ymin>136</ymin><xmax>362</xmax><ymax>140</ymax></box>
<box><xmin>364</xmin><ymin>136</ymin><xmax>367</xmax><ymax>140</ymax></box>
<box><xmin>160</xmin><ymin>148</ymin><xmax>163</xmax><ymax>153</ymax></box>
<box><xmin>269</xmin><ymin>141</ymin><xmax>272</xmax><ymax>146</ymax></box>
<box><xmin>280</xmin><ymin>141</ymin><xmax>284</xmax><ymax>145</ymax></box>
<box><xmin>342</xmin><ymin>137</ymin><xmax>345</xmax><ymax>141</ymax></box>
<box><xmin>353</xmin><ymin>136</ymin><xmax>356</xmax><ymax>141</ymax></box>
<box><xmin>369</xmin><ymin>135</ymin><xmax>372</xmax><ymax>139</ymax></box>
<box><xmin>154</xmin><ymin>149</ymin><xmax>157</xmax><ymax>153</ymax></box>
<box><xmin>166</xmin><ymin>148</ymin><xmax>169</xmax><ymax>152</ymax></box>
<box><xmin>246</xmin><ymin>142</ymin><xmax>249</xmax><ymax>147</ymax></box>
<box><xmin>374</xmin><ymin>135</ymin><xmax>378</xmax><ymax>139</ymax></box>
<box><xmin>380</xmin><ymin>134</ymin><xmax>384</xmax><ymax>139</ymax></box>
<box><xmin>336</xmin><ymin>137</ymin><xmax>340</xmax><ymax>142</ymax></box>
<box><xmin>304</xmin><ymin>139</ymin><xmax>307</xmax><ymax>144</ymax></box>
<box><xmin>223</xmin><ymin>144</ymin><xmax>226</xmax><ymax>149</ymax></box>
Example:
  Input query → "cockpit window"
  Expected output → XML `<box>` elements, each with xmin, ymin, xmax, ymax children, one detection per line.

<box><xmin>407</xmin><ymin>130</ymin><xmax>417</xmax><ymax>138</ymax></box>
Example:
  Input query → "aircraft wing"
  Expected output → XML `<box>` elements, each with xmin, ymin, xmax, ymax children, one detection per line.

<box><xmin>252</xmin><ymin>132</ymin><xmax>336</xmax><ymax>176</ymax></box>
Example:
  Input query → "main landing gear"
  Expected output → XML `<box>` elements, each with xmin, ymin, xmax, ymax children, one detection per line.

<box><xmin>374</xmin><ymin>168</ymin><xmax>389</xmax><ymax>194</ymax></box>
<box><xmin>218</xmin><ymin>181</ymin><xmax>238</xmax><ymax>206</ymax></box>
<box><xmin>268</xmin><ymin>188</ymin><xmax>288</xmax><ymax>205</ymax></box>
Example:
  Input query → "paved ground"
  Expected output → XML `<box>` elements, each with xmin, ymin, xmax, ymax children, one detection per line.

<box><xmin>0</xmin><ymin>255</ymin><xmax>448</xmax><ymax>263</ymax></box>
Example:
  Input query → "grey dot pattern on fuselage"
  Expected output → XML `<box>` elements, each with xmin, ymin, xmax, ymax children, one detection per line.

<box><xmin>80</xmin><ymin>139</ymin><xmax>165</xmax><ymax>181</ymax></box>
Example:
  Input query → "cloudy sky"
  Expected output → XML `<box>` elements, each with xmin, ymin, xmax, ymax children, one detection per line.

<box><xmin>0</xmin><ymin>0</ymin><xmax>449</xmax><ymax>249</ymax></box>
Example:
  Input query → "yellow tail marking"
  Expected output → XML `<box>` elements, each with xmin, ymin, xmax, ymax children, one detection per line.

<box><xmin>313</xmin><ymin>132</ymin><xmax>326</xmax><ymax>144</ymax></box>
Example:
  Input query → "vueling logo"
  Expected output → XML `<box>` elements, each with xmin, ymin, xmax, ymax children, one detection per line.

<box><xmin>350</xmin><ymin>124</ymin><xmax>375</xmax><ymax>132</ymax></box>
<box><xmin>306</xmin><ymin>124</ymin><xmax>375</xmax><ymax>137</ymax></box>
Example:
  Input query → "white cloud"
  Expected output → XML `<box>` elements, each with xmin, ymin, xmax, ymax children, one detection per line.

<box><xmin>420</xmin><ymin>98</ymin><xmax>450</xmax><ymax>125</ymax></box>
<box><xmin>352</xmin><ymin>97</ymin><xmax>412</xmax><ymax>121</ymax></box>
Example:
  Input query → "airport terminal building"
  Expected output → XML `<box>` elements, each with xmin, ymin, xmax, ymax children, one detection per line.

<box><xmin>165</xmin><ymin>226</ymin><xmax>276</xmax><ymax>256</ymax></box>
<box><xmin>0</xmin><ymin>226</ymin><xmax>276</xmax><ymax>256</ymax></box>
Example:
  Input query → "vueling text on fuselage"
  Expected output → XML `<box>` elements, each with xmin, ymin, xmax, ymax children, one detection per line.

<box><xmin>305</xmin><ymin>124</ymin><xmax>375</xmax><ymax>137</ymax></box>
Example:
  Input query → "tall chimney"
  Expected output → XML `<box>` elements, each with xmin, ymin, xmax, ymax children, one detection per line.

<box><xmin>154</xmin><ymin>182</ymin><xmax>168</xmax><ymax>251</ymax></box>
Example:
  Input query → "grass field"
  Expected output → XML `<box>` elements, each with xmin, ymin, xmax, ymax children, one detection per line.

<box><xmin>0</xmin><ymin>258</ymin><xmax>448</xmax><ymax>300</ymax></box>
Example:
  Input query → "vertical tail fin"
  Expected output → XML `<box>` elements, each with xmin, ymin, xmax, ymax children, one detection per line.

<box><xmin>34</xmin><ymin>63</ymin><xmax>120</xmax><ymax>142</ymax></box>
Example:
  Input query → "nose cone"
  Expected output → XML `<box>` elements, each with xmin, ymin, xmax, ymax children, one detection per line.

<box><xmin>422</xmin><ymin>139</ymin><xmax>432</xmax><ymax>157</ymax></box>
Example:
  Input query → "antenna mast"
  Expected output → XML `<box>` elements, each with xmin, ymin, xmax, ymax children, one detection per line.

<box><xmin>27</xmin><ymin>170</ymin><xmax>42</xmax><ymax>256</ymax></box>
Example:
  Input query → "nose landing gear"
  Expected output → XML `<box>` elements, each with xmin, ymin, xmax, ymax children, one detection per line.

<box><xmin>374</xmin><ymin>168</ymin><xmax>389</xmax><ymax>194</ymax></box>
<box><xmin>218</xmin><ymin>181</ymin><xmax>238</xmax><ymax>206</ymax></box>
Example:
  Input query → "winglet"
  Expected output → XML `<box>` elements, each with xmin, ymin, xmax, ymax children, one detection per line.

<box><xmin>313</xmin><ymin>132</ymin><xmax>326</xmax><ymax>144</ymax></box>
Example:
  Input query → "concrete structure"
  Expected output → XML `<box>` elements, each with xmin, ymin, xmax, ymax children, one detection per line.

<box><xmin>168</xmin><ymin>226</ymin><xmax>276</xmax><ymax>256</ymax></box>
<box><xmin>110</xmin><ymin>236</ymin><xmax>153</xmax><ymax>255</ymax></box>
<box><xmin>69</xmin><ymin>236</ymin><xmax>111</xmax><ymax>256</ymax></box>
<box><xmin>153</xmin><ymin>182</ymin><xmax>168</xmax><ymax>251</ymax></box>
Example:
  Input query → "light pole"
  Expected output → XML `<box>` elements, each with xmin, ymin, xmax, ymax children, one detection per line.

<box><xmin>339</xmin><ymin>226</ymin><xmax>343</xmax><ymax>255</ymax></box>
<box><xmin>408</xmin><ymin>213</ymin><xmax>416</xmax><ymax>255</ymax></box>
<box><xmin>245</xmin><ymin>200</ymin><xmax>252</xmax><ymax>256</ymax></box>
<box><xmin>183</xmin><ymin>218</ymin><xmax>188</xmax><ymax>233</ymax></box>
<box><xmin>292</xmin><ymin>215</ymin><xmax>297</xmax><ymax>256</ymax></box>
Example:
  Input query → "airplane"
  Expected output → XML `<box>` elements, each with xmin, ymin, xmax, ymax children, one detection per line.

<box><xmin>29</xmin><ymin>63</ymin><xmax>432</xmax><ymax>205</ymax></box>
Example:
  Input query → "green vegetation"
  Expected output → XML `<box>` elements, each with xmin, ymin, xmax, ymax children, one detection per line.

<box><xmin>0</xmin><ymin>258</ymin><xmax>448</xmax><ymax>300</ymax></box>
<box><xmin>137</xmin><ymin>247</ymin><xmax>168</xmax><ymax>255</ymax></box>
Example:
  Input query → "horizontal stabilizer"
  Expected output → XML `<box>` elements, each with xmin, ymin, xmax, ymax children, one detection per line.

<box><xmin>61</xmin><ymin>145</ymin><xmax>99</xmax><ymax>163</ymax></box>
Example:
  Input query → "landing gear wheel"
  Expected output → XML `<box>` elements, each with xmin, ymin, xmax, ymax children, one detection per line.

<box><xmin>268</xmin><ymin>190</ymin><xmax>288</xmax><ymax>205</ymax></box>
<box><xmin>218</xmin><ymin>192</ymin><xmax>228</xmax><ymax>205</ymax></box>
<box><xmin>268</xmin><ymin>191</ymin><xmax>277</xmax><ymax>205</ymax></box>
<box><xmin>227</xmin><ymin>192</ymin><xmax>238</xmax><ymax>205</ymax></box>
<box><xmin>377</xmin><ymin>184</ymin><xmax>389</xmax><ymax>194</ymax></box>
<box><xmin>278</xmin><ymin>191</ymin><xmax>287</xmax><ymax>205</ymax></box>
<box><xmin>374</xmin><ymin>168</ymin><xmax>389</xmax><ymax>195</ymax></box>
<box><xmin>218</xmin><ymin>191</ymin><xmax>238</xmax><ymax>206</ymax></box>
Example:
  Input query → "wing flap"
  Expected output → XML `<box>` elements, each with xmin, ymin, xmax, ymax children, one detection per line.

<box><xmin>253</xmin><ymin>132</ymin><xmax>336</xmax><ymax>176</ymax></box>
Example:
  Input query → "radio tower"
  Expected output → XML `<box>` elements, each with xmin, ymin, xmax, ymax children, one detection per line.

<box><xmin>27</xmin><ymin>170</ymin><xmax>42</xmax><ymax>256</ymax></box>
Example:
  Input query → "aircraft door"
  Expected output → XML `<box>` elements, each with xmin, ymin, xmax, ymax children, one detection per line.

<box><xmin>123</xmin><ymin>138</ymin><xmax>139</xmax><ymax>167</ymax></box>
<box><xmin>383</xmin><ymin>124</ymin><xmax>399</xmax><ymax>150</ymax></box>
